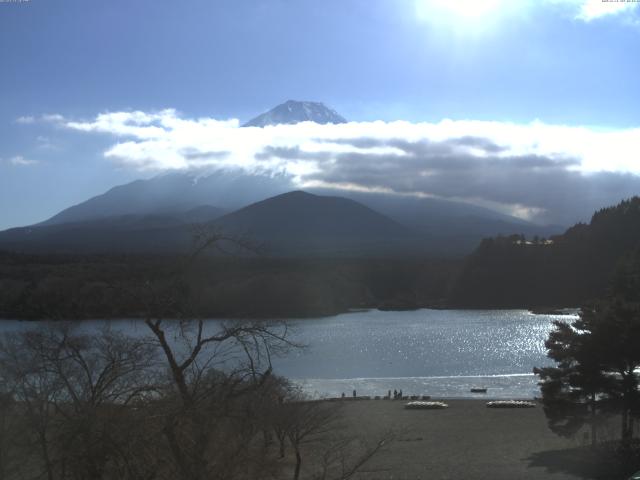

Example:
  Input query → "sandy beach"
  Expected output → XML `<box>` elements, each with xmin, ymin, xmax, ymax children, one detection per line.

<box><xmin>329</xmin><ymin>399</ymin><xmax>609</xmax><ymax>480</ymax></box>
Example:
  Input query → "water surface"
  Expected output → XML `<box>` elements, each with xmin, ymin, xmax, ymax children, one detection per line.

<box><xmin>0</xmin><ymin>309</ymin><xmax>577</xmax><ymax>399</ymax></box>
<box><xmin>274</xmin><ymin>309</ymin><xmax>574</xmax><ymax>398</ymax></box>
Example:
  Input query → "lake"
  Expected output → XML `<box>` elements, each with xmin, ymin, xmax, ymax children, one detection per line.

<box><xmin>0</xmin><ymin>309</ymin><xmax>577</xmax><ymax>399</ymax></box>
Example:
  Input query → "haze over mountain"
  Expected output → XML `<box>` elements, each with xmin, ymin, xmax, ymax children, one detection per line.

<box><xmin>311</xmin><ymin>189</ymin><xmax>562</xmax><ymax>256</ymax></box>
<box><xmin>243</xmin><ymin>100</ymin><xmax>347</xmax><ymax>127</ymax></box>
<box><xmin>42</xmin><ymin>170</ymin><xmax>293</xmax><ymax>226</ymax></box>
<box><xmin>0</xmin><ymin>183</ymin><xmax>558</xmax><ymax>257</ymax></box>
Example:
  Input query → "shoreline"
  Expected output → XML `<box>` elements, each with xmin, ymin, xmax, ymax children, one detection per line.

<box><xmin>0</xmin><ymin>304</ymin><xmax>581</xmax><ymax>322</ymax></box>
<box><xmin>294</xmin><ymin>372</ymin><xmax>542</xmax><ymax>401</ymax></box>
<box><xmin>320</xmin><ymin>396</ymin><xmax>539</xmax><ymax>402</ymax></box>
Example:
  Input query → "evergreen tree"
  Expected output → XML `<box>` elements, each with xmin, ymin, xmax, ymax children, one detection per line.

<box><xmin>534</xmin><ymin>315</ymin><xmax>613</xmax><ymax>445</ymax></box>
<box><xmin>535</xmin><ymin>249</ymin><xmax>640</xmax><ymax>446</ymax></box>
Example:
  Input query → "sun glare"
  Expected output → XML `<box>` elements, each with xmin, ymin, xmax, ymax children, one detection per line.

<box><xmin>440</xmin><ymin>0</ymin><xmax>501</xmax><ymax>18</ymax></box>
<box><xmin>416</xmin><ymin>0</ymin><xmax>505</xmax><ymax>28</ymax></box>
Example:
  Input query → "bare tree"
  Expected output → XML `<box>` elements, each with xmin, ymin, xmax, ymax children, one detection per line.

<box><xmin>140</xmin><ymin>314</ymin><xmax>295</xmax><ymax>480</ymax></box>
<box><xmin>267</xmin><ymin>386</ymin><xmax>395</xmax><ymax>480</ymax></box>
<box><xmin>0</xmin><ymin>390</ymin><xmax>19</xmax><ymax>480</ymax></box>
<box><xmin>312</xmin><ymin>433</ymin><xmax>394</xmax><ymax>480</ymax></box>
<box><xmin>0</xmin><ymin>324</ymin><xmax>158</xmax><ymax>480</ymax></box>
<box><xmin>121</xmin><ymin>226</ymin><xmax>297</xmax><ymax>479</ymax></box>
<box><xmin>0</xmin><ymin>328</ymin><xmax>65</xmax><ymax>480</ymax></box>
<box><xmin>286</xmin><ymin>400</ymin><xmax>342</xmax><ymax>480</ymax></box>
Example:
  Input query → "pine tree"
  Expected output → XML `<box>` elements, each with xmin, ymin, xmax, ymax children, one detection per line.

<box><xmin>534</xmin><ymin>315</ymin><xmax>613</xmax><ymax>445</ymax></box>
<box><xmin>535</xmin><ymin>249</ymin><xmax>640</xmax><ymax>446</ymax></box>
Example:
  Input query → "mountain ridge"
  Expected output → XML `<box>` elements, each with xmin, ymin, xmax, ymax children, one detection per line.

<box><xmin>0</xmin><ymin>191</ymin><xmax>424</xmax><ymax>256</ymax></box>
<box><xmin>212</xmin><ymin>190</ymin><xmax>423</xmax><ymax>256</ymax></box>
<box><xmin>1</xmin><ymin>177</ymin><xmax>560</xmax><ymax>257</ymax></box>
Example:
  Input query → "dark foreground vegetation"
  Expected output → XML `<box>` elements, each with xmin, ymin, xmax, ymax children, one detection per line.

<box><xmin>0</xmin><ymin>320</ymin><xmax>392</xmax><ymax>480</ymax></box>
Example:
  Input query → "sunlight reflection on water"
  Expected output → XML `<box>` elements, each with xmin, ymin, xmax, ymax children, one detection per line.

<box><xmin>272</xmin><ymin>309</ymin><xmax>578</xmax><ymax>398</ymax></box>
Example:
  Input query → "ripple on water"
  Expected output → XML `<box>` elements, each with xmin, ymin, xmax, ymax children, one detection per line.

<box><xmin>272</xmin><ymin>309</ymin><xmax>576</xmax><ymax>397</ymax></box>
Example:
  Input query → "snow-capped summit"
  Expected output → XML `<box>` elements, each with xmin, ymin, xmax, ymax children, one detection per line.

<box><xmin>243</xmin><ymin>100</ymin><xmax>347</xmax><ymax>127</ymax></box>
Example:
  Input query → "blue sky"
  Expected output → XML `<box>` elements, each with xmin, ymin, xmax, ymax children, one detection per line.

<box><xmin>1</xmin><ymin>0</ymin><xmax>639</xmax><ymax>229</ymax></box>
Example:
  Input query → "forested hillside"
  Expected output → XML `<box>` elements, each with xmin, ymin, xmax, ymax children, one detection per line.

<box><xmin>0</xmin><ymin>253</ymin><xmax>457</xmax><ymax>320</ymax></box>
<box><xmin>451</xmin><ymin>197</ymin><xmax>640</xmax><ymax>308</ymax></box>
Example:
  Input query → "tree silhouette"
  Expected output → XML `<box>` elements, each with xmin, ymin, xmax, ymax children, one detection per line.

<box><xmin>535</xmin><ymin>249</ymin><xmax>640</xmax><ymax>447</ymax></box>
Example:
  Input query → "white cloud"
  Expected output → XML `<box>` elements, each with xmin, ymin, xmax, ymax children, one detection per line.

<box><xmin>15</xmin><ymin>116</ymin><xmax>36</xmax><ymax>124</ymax></box>
<box><xmin>576</xmin><ymin>0</ymin><xmax>638</xmax><ymax>20</ymax></box>
<box><xmin>35</xmin><ymin>135</ymin><xmax>59</xmax><ymax>151</ymax></box>
<box><xmin>15</xmin><ymin>114</ymin><xmax>66</xmax><ymax>125</ymax></box>
<box><xmin>41</xmin><ymin>114</ymin><xmax>65</xmax><ymax>123</ymax></box>
<box><xmin>61</xmin><ymin>110</ymin><xmax>640</xmax><ymax>176</ymax></box>
<box><xmin>4</xmin><ymin>156</ymin><xmax>39</xmax><ymax>167</ymax></box>
<box><xmin>543</xmin><ymin>0</ymin><xmax>640</xmax><ymax>21</ymax></box>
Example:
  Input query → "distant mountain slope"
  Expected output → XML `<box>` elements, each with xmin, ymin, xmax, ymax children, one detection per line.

<box><xmin>451</xmin><ymin>197</ymin><xmax>640</xmax><ymax>308</ymax></box>
<box><xmin>309</xmin><ymin>189</ymin><xmax>562</xmax><ymax>256</ymax></box>
<box><xmin>42</xmin><ymin>170</ymin><xmax>292</xmax><ymax>226</ymax></box>
<box><xmin>0</xmin><ymin>170</ymin><xmax>563</xmax><ymax>257</ymax></box>
<box><xmin>243</xmin><ymin>100</ymin><xmax>346</xmax><ymax>127</ymax></box>
<box><xmin>0</xmin><ymin>191</ymin><xmax>425</xmax><ymax>256</ymax></box>
<box><xmin>182</xmin><ymin>205</ymin><xmax>226</xmax><ymax>223</ymax></box>
<box><xmin>0</xmin><ymin>207</ymin><xmax>226</xmax><ymax>254</ymax></box>
<box><xmin>0</xmin><ymin>218</ymin><xmax>186</xmax><ymax>254</ymax></box>
<box><xmin>213</xmin><ymin>191</ymin><xmax>424</xmax><ymax>256</ymax></box>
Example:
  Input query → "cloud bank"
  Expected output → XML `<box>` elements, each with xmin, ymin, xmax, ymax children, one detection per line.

<box><xmin>544</xmin><ymin>0</ymin><xmax>640</xmax><ymax>22</ymax></box>
<box><xmin>575</xmin><ymin>0</ymin><xmax>639</xmax><ymax>21</ymax></box>
<box><xmin>31</xmin><ymin>109</ymin><xmax>640</xmax><ymax>225</ymax></box>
